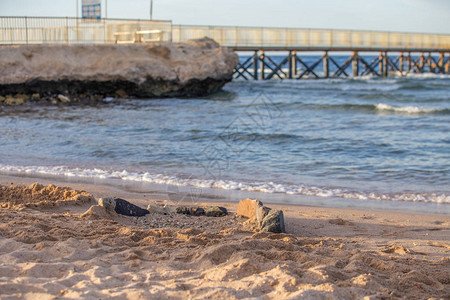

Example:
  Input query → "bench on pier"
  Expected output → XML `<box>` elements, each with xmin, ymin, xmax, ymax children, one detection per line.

<box><xmin>114</xmin><ymin>30</ymin><xmax>162</xmax><ymax>44</ymax></box>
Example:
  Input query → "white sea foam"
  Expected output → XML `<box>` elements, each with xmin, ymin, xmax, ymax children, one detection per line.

<box><xmin>340</xmin><ymin>84</ymin><xmax>401</xmax><ymax>91</ymax></box>
<box><xmin>1</xmin><ymin>164</ymin><xmax>448</xmax><ymax>204</ymax></box>
<box><xmin>375</xmin><ymin>103</ymin><xmax>442</xmax><ymax>114</ymax></box>
<box><xmin>405</xmin><ymin>73</ymin><xmax>450</xmax><ymax>80</ymax></box>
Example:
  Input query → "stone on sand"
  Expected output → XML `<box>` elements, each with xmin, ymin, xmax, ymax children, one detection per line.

<box><xmin>98</xmin><ymin>198</ymin><xmax>149</xmax><ymax>217</ymax></box>
<box><xmin>260</xmin><ymin>209</ymin><xmax>285</xmax><ymax>233</ymax></box>
<box><xmin>190</xmin><ymin>207</ymin><xmax>205</xmax><ymax>216</ymax></box>
<box><xmin>204</xmin><ymin>206</ymin><xmax>228</xmax><ymax>217</ymax></box>
<box><xmin>175</xmin><ymin>206</ymin><xmax>191</xmax><ymax>215</ymax></box>
<box><xmin>147</xmin><ymin>204</ymin><xmax>173</xmax><ymax>215</ymax></box>
<box><xmin>236</xmin><ymin>198</ymin><xmax>263</xmax><ymax>219</ymax></box>
<box><xmin>256</xmin><ymin>205</ymin><xmax>271</xmax><ymax>225</ymax></box>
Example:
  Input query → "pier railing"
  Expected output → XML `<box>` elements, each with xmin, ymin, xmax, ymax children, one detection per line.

<box><xmin>0</xmin><ymin>16</ymin><xmax>172</xmax><ymax>44</ymax></box>
<box><xmin>172</xmin><ymin>25</ymin><xmax>450</xmax><ymax>52</ymax></box>
<box><xmin>2</xmin><ymin>17</ymin><xmax>450</xmax><ymax>52</ymax></box>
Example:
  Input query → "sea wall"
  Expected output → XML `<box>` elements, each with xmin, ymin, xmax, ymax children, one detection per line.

<box><xmin>0</xmin><ymin>38</ymin><xmax>238</xmax><ymax>102</ymax></box>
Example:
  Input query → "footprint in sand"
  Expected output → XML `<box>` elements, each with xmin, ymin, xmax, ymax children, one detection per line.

<box><xmin>329</xmin><ymin>218</ymin><xmax>353</xmax><ymax>226</ymax></box>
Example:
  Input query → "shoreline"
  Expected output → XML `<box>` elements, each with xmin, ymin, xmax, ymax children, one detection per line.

<box><xmin>0</xmin><ymin>173</ymin><xmax>448</xmax><ymax>217</ymax></box>
<box><xmin>0</xmin><ymin>177</ymin><xmax>449</xmax><ymax>298</ymax></box>
<box><xmin>1</xmin><ymin>174</ymin><xmax>449</xmax><ymax>242</ymax></box>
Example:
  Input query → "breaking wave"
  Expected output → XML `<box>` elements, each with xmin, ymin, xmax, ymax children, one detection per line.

<box><xmin>1</xmin><ymin>164</ymin><xmax>448</xmax><ymax>204</ymax></box>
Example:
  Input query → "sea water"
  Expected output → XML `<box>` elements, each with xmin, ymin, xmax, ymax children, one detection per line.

<box><xmin>0</xmin><ymin>66</ymin><xmax>449</xmax><ymax>214</ymax></box>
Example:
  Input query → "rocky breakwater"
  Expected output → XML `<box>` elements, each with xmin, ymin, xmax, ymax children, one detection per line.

<box><xmin>0</xmin><ymin>38</ymin><xmax>238</xmax><ymax>105</ymax></box>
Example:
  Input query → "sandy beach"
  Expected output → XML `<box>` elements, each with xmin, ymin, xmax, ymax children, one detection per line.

<box><xmin>0</xmin><ymin>176</ymin><xmax>448</xmax><ymax>299</ymax></box>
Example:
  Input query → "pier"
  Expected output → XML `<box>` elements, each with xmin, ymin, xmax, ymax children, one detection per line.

<box><xmin>172</xmin><ymin>25</ymin><xmax>450</xmax><ymax>79</ymax></box>
<box><xmin>1</xmin><ymin>17</ymin><xmax>450</xmax><ymax>79</ymax></box>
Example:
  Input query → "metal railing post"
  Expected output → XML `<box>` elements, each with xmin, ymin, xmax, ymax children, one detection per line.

<box><xmin>25</xmin><ymin>16</ymin><xmax>29</xmax><ymax>44</ymax></box>
<box><xmin>66</xmin><ymin>16</ymin><xmax>69</xmax><ymax>44</ymax></box>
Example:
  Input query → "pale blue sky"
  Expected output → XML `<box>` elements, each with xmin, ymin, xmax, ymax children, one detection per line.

<box><xmin>0</xmin><ymin>0</ymin><xmax>449</xmax><ymax>34</ymax></box>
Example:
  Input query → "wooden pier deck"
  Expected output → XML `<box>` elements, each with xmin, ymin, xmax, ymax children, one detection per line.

<box><xmin>171</xmin><ymin>25</ymin><xmax>450</xmax><ymax>79</ymax></box>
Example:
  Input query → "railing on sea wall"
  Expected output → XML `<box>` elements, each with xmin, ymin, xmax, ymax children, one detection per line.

<box><xmin>0</xmin><ymin>16</ymin><xmax>172</xmax><ymax>45</ymax></box>
<box><xmin>172</xmin><ymin>25</ymin><xmax>450</xmax><ymax>52</ymax></box>
<box><xmin>1</xmin><ymin>17</ymin><xmax>450</xmax><ymax>52</ymax></box>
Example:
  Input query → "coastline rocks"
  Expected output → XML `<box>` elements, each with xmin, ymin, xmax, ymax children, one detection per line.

<box><xmin>57</xmin><ymin>94</ymin><xmax>71</xmax><ymax>103</ymax></box>
<box><xmin>98</xmin><ymin>198</ymin><xmax>149</xmax><ymax>217</ymax></box>
<box><xmin>236</xmin><ymin>199</ymin><xmax>286</xmax><ymax>233</ymax></box>
<box><xmin>0</xmin><ymin>38</ymin><xmax>238</xmax><ymax>100</ymax></box>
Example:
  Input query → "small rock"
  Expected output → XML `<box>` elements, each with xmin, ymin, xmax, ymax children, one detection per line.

<box><xmin>190</xmin><ymin>207</ymin><xmax>205</xmax><ymax>216</ymax></box>
<box><xmin>175</xmin><ymin>206</ymin><xmax>190</xmax><ymax>215</ymax></box>
<box><xmin>260</xmin><ymin>209</ymin><xmax>285</xmax><ymax>233</ymax></box>
<box><xmin>147</xmin><ymin>204</ymin><xmax>173</xmax><ymax>215</ymax></box>
<box><xmin>31</xmin><ymin>93</ymin><xmax>40</xmax><ymax>100</ymax></box>
<box><xmin>50</xmin><ymin>98</ymin><xmax>58</xmax><ymax>104</ymax></box>
<box><xmin>256</xmin><ymin>205</ymin><xmax>271</xmax><ymax>225</ymax></box>
<box><xmin>204</xmin><ymin>206</ymin><xmax>228</xmax><ymax>217</ymax></box>
<box><xmin>90</xmin><ymin>94</ymin><xmax>103</xmax><ymax>102</ymax></box>
<box><xmin>115</xmin><ymin>89</ymin><xmax>128</xmax><ymax>98</ymax></box>
<box><xmin>98</xmin><ymin>197</ymin><xmax>149</xmax><ymax>217</ymax></box>
<box><xmin>14</xmin><ymin>98</ymin><xmax>25</xmax><ymax>105</ymax></box>
<box><xmin>4</xmin><ymin>95</ymin><xmax>18</xmax><ymax>105</ymax></box>
<box><xmin>15</xmin><ymin>94</ymin><xmax>29</xmax><ymax>101</ymax></box>
<box><xmin>175</xmin><ymin>206</ymin><xmax>206</xmax><ymax>216</ymax></box>
<box><xmin>103</xmin><ymin>97</ymin><xmax>114</xmax><ymax>103</ymax></box>
<box><xmin>57</xmin><ymin>94</ymin><xmax>71</xmax><ymax>103</ymax></box>
<box><xmin>236</xmin><ymin>198</ymin><xmax>263</xmax><ymax>219</ymax></box>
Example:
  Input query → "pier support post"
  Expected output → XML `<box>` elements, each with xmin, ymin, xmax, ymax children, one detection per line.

<box><xmin>438</xmin><ymin>52</ymin><xmax>444</xmax><ymax>74</ymax></box>
<box><xmin>419</xmin><ymin>52</ymin><xmax>425</xmax><ymax>73</ymax></box>
<box><xmin>446</xmin><ymin>53</ymin><xmax>450</xmax><ymax>74</ymax></box>
<box><xmin>253</xmin><ymin>51</ymin><xmax>258</xmax><ymax>80</ymax></box>
<box><xmin>288</xmin><ymin>51</ymin><xmax>292</xmax><ymax>79</ymax></box>
<box><xmin>399</xmin><ymin>52</ymin><xmax>404</xmax><ymax>75</ymax></box>
<box><xmin>323</xmin><ymin>51</ymin><xmax>329</xmax><ymax>78</ymax></box>
<box><xmin>407</xmin><ymin>52</ymin><xmax>412</xmax><ymax>73</ymax></box>
<box><xmin>288</xmin><ymin>51</ymin><xmax>297</xmax><ymax>79</ymax></box>
<box><xmin>259</xmin><ymin>51</ymin><xmax>265</xmax><ymax>80</ymax></box>
<box><xmin>292</xmin><ymin>51</ymin><xmax>297</xmax><ymax>77</ymax></box>
<box><xmin>379</xmin><ymin>52</ymin><xmax>384</xmax><ymax>77</ymax></box>
<box><xmin>352</xmin><ymin>51</ymin><xmax>359</xmax><ymax>77</ymax></box>
<box><xmin>427</xmin><ymin>52</ymin><xmax>432</xmax><ymax>73</ymax></box>
<box><xmin>383</xmin><ymin>52</ymin><xmax>388</xmax><ymax>77</ymax></box>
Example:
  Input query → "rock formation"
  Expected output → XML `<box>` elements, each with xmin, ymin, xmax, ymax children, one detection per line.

<box><xmin>0</xmin><ymin>38</ymin><xmax>238</xmax><ymax>100</ymax></box>
<box><xmin>236</xmin><ymin>198</ymin><xmax>286</xmax><ymax>233</ymax></box>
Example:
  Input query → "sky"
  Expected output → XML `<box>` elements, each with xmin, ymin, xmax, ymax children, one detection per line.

<box><xmin>0</xmin><ymin>0</ymin><xmax>449</xmax><ymax>34</ymax></box>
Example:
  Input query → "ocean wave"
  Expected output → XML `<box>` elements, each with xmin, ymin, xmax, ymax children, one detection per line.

<box><xmin>375</xmin><ymin>103</ymin><xmax>449</xmax><ymax>115</ymax></box>
<box><xmin>1</xmin><ymin>164</ymin><xmax>448</xmax><ymax>205</ymax></box>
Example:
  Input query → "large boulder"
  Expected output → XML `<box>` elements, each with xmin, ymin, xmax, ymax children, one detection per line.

<box><xmin>0</xmin><ymin>38</ymin><xmax>238</xmax><ymax>98</ymax></box>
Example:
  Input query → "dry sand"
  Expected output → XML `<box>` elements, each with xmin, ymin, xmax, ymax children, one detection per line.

<box><xmin>0</xmin><ymin>178</ymin><xmax>448</xmax><ymax>299</ymax></box>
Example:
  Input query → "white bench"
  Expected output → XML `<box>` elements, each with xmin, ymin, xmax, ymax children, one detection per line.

<box><xmin>114</xmin><ymin>30</ymin><xmax>162</xmax><ymax>44</ymax></box>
